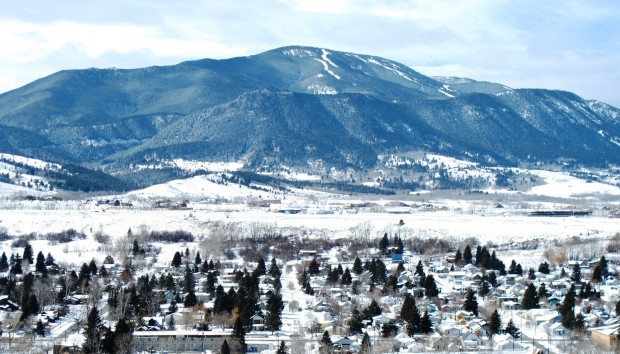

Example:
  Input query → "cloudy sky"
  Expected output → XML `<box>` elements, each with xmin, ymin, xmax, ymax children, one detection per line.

<box><xmin>1</xmin><ymin>0</ymin><xmax>619</xmax><ymax>107</ymax></box>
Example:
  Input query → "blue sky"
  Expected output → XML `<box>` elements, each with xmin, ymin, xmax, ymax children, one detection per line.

<box><xmin>1</xmin><ymin>0</ymin><xmax>619</xmax><ymax>107</ymax></box>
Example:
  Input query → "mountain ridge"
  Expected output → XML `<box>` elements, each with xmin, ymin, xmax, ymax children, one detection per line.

<box><xmin>0</xmin><ymin>45</ymin><xmax>619</xmax><ymax>187</ymax></box>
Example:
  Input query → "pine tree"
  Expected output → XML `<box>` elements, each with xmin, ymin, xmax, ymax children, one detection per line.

<box><xmin>35</xmin><ymin>251</ymin><xmax>47</xmax><ymax>276</ymax></box>
<box><xmin>276</xmin><ymin>340</ymin><xmax>288</xmax><ymax>354</ymax></box>
<box><xmin>538</xmin><ymin>283</ymin><xmax>549</xmax><ymax>299</ymax></box>
<box><xmin>23</xmin><ymin>242</ymin><xmax>34</xmax><ymax>264</ymax></box>
<box><xmin>424</xmin><ymin>275</ymin><xmax>439</xmax><ymax>297</ymax></box>
<box><xmin>184</xmin><ymin>289</ymin><xmax>198</xmax><ymax>307</ymax></box>
<box><xmin>319</xmin><ymin>330</ymin><xmax>332</xmax><ymax>354</ymax></box>
<box><xmin>270</xmin><ymin>258</ymin><xmax>281</xmax><ymax>277</ymax></box>
<box><xmin>132</xmin><ymin>239</ymin><xmax>140</xmax><ymax>256</ymax></box>
<box><xmin>114</xmin><ymin>318</ymin><xmax>133</xmax><ymax>354</ymax></box>
<box><xmin>616</xmin><ymin>299</ymin><xmax>620</xmax><ymax>317</ymax></box>
<box><xmin>478</xmin><ymin>273</ymin><xmax>490</xmax><ymax>298</ymax></box>
<box><xmin>379</xmin><ymin>233</ymin><xmax>389</xmax><ymax>254</ymax></box>
<box><xmin>521</xmin><ymin>283</ymin><xmax>540</xmax><ymax>309</ymax></box>
<box><xmin>171</xmin><ymin>251</ymin><xmax>182</xmax><ymax>268</ymax></box>
<box><xmin>401</xmin><ymin>294</ymin><xmax>421</xmax><ymax>335</ymax></box>
<box><xmin>35</xmin><ymin>319</ymin><xmax>46</xmax><ymax>337</ymax></box>
<box><xmin>571</xmin><ymin>263</ymin><xmax>581</xmax><ymax>283</ymax></box>
<box><xmin>415</xmin><ymin>260</ymin><xmax>425</xmax><ymax>278</ymax></box>
<box><xmin>488</xmin><ymin>309</ymin><xmax>501</xmax><ymax>337</ymax></box>
<box><xmin>83</xmin><ymin>307</ymin><xmax>103</xmax><ymax>354</ymax></box>
<box><xmin>454</xmin><ymin>248</ymin><xmax>462</xmax><ymax>265</ymax></box>
<box><xmin>527</xmin><ymin>268</ymin><xmax>536</xmax><ymax>280</ymax></box>
<box><xmin>420</xmin><ymin>310</ymin><xmax>433</xmax><ymax>334</ymax></box>
<box><xmin>600</xmin><ymin>256</ymin><xmax>608</xmax><ymax>277</ymax></box>
<box><xmin>463</xmin><ymin>289</ymin><xmax>479</xmax><ymax>316</ymax></box>
<box><xmin>232</xmin><ymin>317</ymin><xmax>247</xmax><ymax>353</ymax></box>
<box><xmin>0</xmin><ymin>252</ymin><xmax>8</xmax><ymax>271</ymax></box>
<box><xmin>253</xmin><ymin>258</ymin><xmax>267</xmax><ymax>277</ymax></box>
<box><xmin>166</xmin><ymin>315</ymin><xmax>175</xmax><ymax>330</ymax></box>
<box><xmin>488</xmin><ymin>272</ymin><xmax>498</xmax><ymax>287</ymax></box>
<box><xmin>340</xmin><ymin>268</ymin><xmax>352</xmax><ymax>286</ymax></box>
<box><xmin>308</xmin><ymin>259</ymin><xmax>320</xmax><ymax>275</ymax></box>
<box><xmin>348</xmin><ymin>308</ymin><xmax>364</xmax><ymax>334</ymax></box>
<box><xmin>560</xmin><ymin>285</ymin><xmax>576</xmax><ymax>328</ymax></box>
<box><xmin>592</xmin><ymin>265</ymin><xmax>603</xmax><ymax>283</ymax></box>
<box><xmin>220</xmin><ymin>339</ymin><xmax>231</xmax><ymax>354</ymax></box>
<box><xmin>505</xmin><ymin>318</ymin><xmax>520</xmax><ymax>340</ymax></box>
<box><xmin>463</xmin><ymin>245</ymin><xmax>473</xmax><ymax>265</ymax></box>
<box><xmin>360</xmin><ymin>332</ymin><xmax>372</xmax><ymax>354</ymax></box>
<box><xmin>353</xmin><ymin>257</ymin><xmax>364</xmax><ymax>275</ymax></box>
<box><xmin>538</xmin><ymin>261</ymin><xmax>550</xmax><ymax>274</ymax></box>
<box><xmin>266</xmin><ymin>292</ymin><xmax>284</xmax><ymax>332</ymax></box>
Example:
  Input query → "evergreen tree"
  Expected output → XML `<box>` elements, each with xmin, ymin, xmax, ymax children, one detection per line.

<box><xmin>23</xmin><ymin>242</ymin><xmax>34</xmax><ymax>264</ymax></box>
<box><xmin>359</xmin><ymin>332</ymin><xmax>372</xmax><ymax>354</ymax></box>
<box><xmin>35</xmin><ymin>251</ymin><xmax>47</xmax><ymax>275</ymax></box>
<box><xmin>362</xmin><ymin>299</ymin><xmax>382</xmax><ymax>320</ymax></box>
<box><xmin>573</xmin><ymin>313</ymin><xmax>586</xmax><ymax>331</ymax></box>
<box><xmin>538</xmin><ymin>261</ymin><xmax>550</xmax><ymax>274</ymax></box>
<box><xmin>348</xmin><ymin>308</ymin><xmax>364</xmax><ymax>334</ymax></box>
<box><xmin>538</xmin><ymin>283</ymin><xmax>549</xmax><ymax>300</ymax></box>
<box><xmin>463</xmin><ymin>289</ymin><xmax>479</xmax><ymax>316</ymax></box>
<box><xmin>194</xmin><ymin>251</ymin><xmax>202</xmax><ymax>267</ymax></box>
<box><xmin>166</xmin><ymin>315</ymin><xmax>175</xmax><ymax>330</ymax></box>
<box><xmin>168</xmin><ymin>298</ymin><xmax>178</xmax><ymax>314</ymax></box>
<box><xmin>508</xmin><ymin>260</ymin><xmax>519</xmax><ymax>274</ymax></box>
<box><xmin>528</xmin><ymin>268</ymin><xmax>536</xmax><ymax>280</ymax></box>
<box><xmin>454</xmin><ymin>248</ymin><xmax>462</xmax><ymax>265</ymax></box>
<box><xmin>352</xmin><ymin>257</ymin><xmax>364</xmax><ymax>275</ymax></box>
<box><xmin>270</xmin><ymin>258</ymin><xmax>281</xmax><ymax>277</ymax></box>
<box><xmin>232</xmin><ymin>317</ymin><xmax>247</xmax><ymax>353</ymax></box>
<box><xmin>478</xmin><ymin>273</ymin><xmax>490</xmax><ymax>298</ymax></box>
<box><xmin>183</xmin><ymin>265</ymin><xmax>196</xmax><ymax>293</ymax></box>
<box><xmin>253</xmin><ymin>258</ymin><xmax>267</xmax><ymax>277</ymax></box>
<box><xmin>560</xmin><ymin>285</ymin><xmax>576</xmax><ymax>328</ymax></box>
<box><xmin>505</xmin><ymin>318</ymin><xmax>520</xmax><ymax>340</ymax></box>
<box><xmin>379</xmin><ymin>233</ymin><xmax>389</xmax><ymax>254</ymax></box>
<box><xmin>83</xmin><ymin>307</ymin><xmax>103</xmax><ymax>354</ymax></box>
<box><xmin>592</xmin><ymin>265</ymin><xmax>603</xmax><ymax>283</ymax></box>
<box><xmin>521</xmin><ymin>283</ymin><xmax>540</xmax><ymax>310</ymax></box>
<box><xmin>463</xmin><ymin>245</ymin><xmax>473</xmax><ymax>265</ymax></box>
<box><xmin>276</xmin><ymin>340</ymin><xmax>288</xmax><ymax>354</ymax></box>
<box><xmin>616</xmin><ymin>299</ymin><xmax>620</xmax><ymax>317</ymax></box>
<box><xmin>420</xmin><ymin>310</ymin><xmax>433</xmax><ymax>334</ymax></box>
<box><xmin>488</xmin><ymin>272</ymin><xmax>498</xmax><ymax>287</ymax></box>
<box><xmin>340</xmin><ymin>268</ymin><xmax>352</xmax><ymax>286</ymax></box>
<box><xmin>571</xmin><ymin>263</ymin><xmax>581</xmax><ymax>283</ymax></box>
<box><xmin>114</xmin><ymin>318</ymin><xmax>133</xmax><ymax>354</ymax></box>
<box><xmin>132</xmin><ymin>239</ymin><xmax>140</xmax><ymax>256</ymax></box>
<box><xmin>401</xmin><ymin>294</ymin><xmax>421</xmax><ymax>335</ymax></box>
<box><xmin>171</xmin><ymin>251</ymin><xmax>182</xmax><ymax>268</ymax></box>
<box><xmin>424</xmin><ymin>275</ymin><xmax>439</xmax><ymax>297</ymax></box>
<box><xmin>35</xmin><ymin>319</ymin><xmax>46</xmax><ymax>337</ymax></box>
<box><xmin>319</xmin><ymin>330</ymin><xmax>333</xmax><ymax>354</ymax></box>
<box><xmin>89</xmin><ymin>259</ymin><xmax>98</xmax><ymax>276</ymax></box>
<box><xmin>600</xmin><ymin>256</ymin><xmax>609</xmax><ymax>277</ymax></box>
<box><xmin>488</xmin><ymin>309</ymin><xmax>501</xmax><ymax>337</ymax></box>
<box><xmin>415</xmin><ymin>260</ymin><xmax>425</xmax><ymax>278</ymax></box>
<box><xmin>184</xmin><ymin>289</ymin><xmax>198</xmax><ymax>307</ymax></box>
<box><xmin>308</xmin><ymin>259</ymin><xmax>320</xmax><ymax>275</ymax></box>
<box><xmin>0</xmin><ymin>252</ymin><xmax>8</xmax><ymax>271</ymax></box>
<box><xmin>220</xmin><ymin>339</ymin><xmax>231</xmax><ymax>354</ymax></box>
<box><xmin>265</xmin><ymin>292</ymin><xmax>284</xmax><ymax>332</ymax></box>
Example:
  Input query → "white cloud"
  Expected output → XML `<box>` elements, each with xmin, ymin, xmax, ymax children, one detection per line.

<box><xmin>0</xmin><ymin>1</ymin><xmax>618</xmax><ymax>107</ymax></box>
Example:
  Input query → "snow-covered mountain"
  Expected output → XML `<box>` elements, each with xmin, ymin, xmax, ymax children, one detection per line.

<box><xmin>0</xmin><ymin>46</ymin><xmax>619</xmax><ymax>188</ymax></box>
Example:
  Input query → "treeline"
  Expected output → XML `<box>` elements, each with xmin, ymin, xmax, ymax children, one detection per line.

<box><xmin>148</xmin><ymin>230</ymin><xmax>195</xmax><ymax>243</ymax></box>
<box><xmin>47</xmin><ymin>164</ymin><xmax>133</xmax><ymax>192</ymax></box>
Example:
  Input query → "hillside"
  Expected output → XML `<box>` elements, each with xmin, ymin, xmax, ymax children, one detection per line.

<box><xmin>0</xmin><ymin>46</ymin><xmax>619</xmax><ymax>187</ymax></box>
